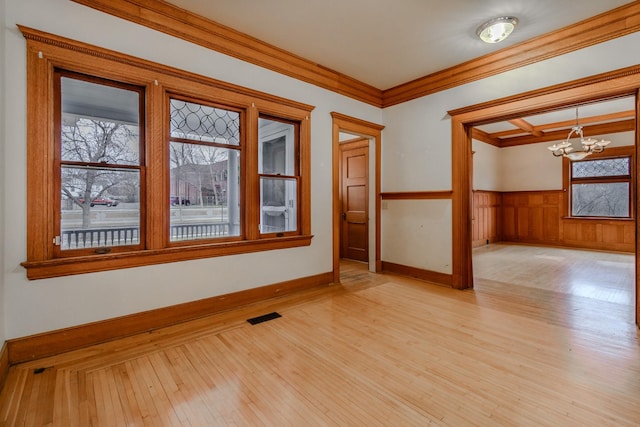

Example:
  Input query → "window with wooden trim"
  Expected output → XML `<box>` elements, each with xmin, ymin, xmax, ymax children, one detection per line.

<box><xmin>56</xmin><ymin>71</ymin><xmax>145</xmax><ymax>255</ymax></box>
<box><xmin>567</xmin><ymin>146</ymin><xmax>634</xmax><ymax>218</ymax></box>
<box><xmin>21</xmin><ymin>28</ymin><xmax>313</xmax><ymax>279</ymax></box>
<box><xmin>258</xmin><ymin>116</ymin><xmax>299</xmax><ymax>236</ymax></box>
<box><xmin>168</xmin><ymin>96</ymin><xmax>243</xmax><ymax>243</ymax></box>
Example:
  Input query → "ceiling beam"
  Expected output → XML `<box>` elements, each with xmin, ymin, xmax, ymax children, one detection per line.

<box><xmin>471</xmin><ymin>128</ymin><xmax>501</xmax><ymax>147</ymax></box>
<box><xmin>507</xmin><ymin>118</ymin><xmax>544</xmax><ymax>137</ymax></box>
<box><xmin>536</xmin><ymin>109</ymin><xmax>636</xmax><ymax>131</ymax></box>
<box><xmin>499</xmin><ymin>119</ymin><xmax>635</xmax><ymax>147</ymax></box>
<box><xmin>490</xmin><ymin>110</ymin><xmax>636</xmax><ymax>139</ymax></box>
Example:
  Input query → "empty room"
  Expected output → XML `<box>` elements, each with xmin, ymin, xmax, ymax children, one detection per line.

<box><xmin>0</xmin><ymin>0</ymin><xmax>639</xmax><ymax>425</ymax></box>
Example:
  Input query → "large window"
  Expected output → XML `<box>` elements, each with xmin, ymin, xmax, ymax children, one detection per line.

<box><xmin>57</xmin><ymin>72</ymin><xmax>144</xmax><ymax>254</ymax></box>
<box><xmin>168</xmin><ymin>97</ymin><xmax>242</xmax><ymax>243</ymax></box>
<box><xmin>568</xmin><ymin>147</ymin><xmax>634</xmax><ymax>218</ymax></box>
<box><xmin>22</xmin><ymin>30</ymin><xmax>313</xmax><ymax>279</ymax></box>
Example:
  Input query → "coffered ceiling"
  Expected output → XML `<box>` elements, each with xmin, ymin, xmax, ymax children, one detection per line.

<box><xmin>473</xmin><ymin>96</ymin><xmax>636</xmax><ymax>147</ymax></box>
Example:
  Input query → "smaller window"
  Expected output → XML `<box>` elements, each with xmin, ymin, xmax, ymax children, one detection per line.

<box><xmin>570</xmin><ymin>152</ymin><xmax>632</xmax><ymax>218</ymax></box>
<box><xmin>258</xmin><ymin>116</ymin><xmax>300</xmax><ymax>235</ymax></box>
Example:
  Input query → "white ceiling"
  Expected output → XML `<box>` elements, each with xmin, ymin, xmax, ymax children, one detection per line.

<box><xmin>165</xmin><ymin>0</ymin><xmax>632</xmax><ymax>90</ymax></box>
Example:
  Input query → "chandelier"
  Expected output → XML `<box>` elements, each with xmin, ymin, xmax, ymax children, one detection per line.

<box><xmin>547</xmin><ymin>108</ymin><xmax>611</xmax><ymax>160</ymax></box>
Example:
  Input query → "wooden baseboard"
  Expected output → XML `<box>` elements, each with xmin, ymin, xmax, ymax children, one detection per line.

<box><xmin>382</xmin><ymin>262</ymin><xmax>452</xmax><ymax>287</ymax></box>
<box><xmin>0</xmin><ymin>343</ymin><xmax>9</xmax><ymax>390</ymax></box>
<box><xmin>7</xmin><ymin>272</ymin><xmax>334</xmax><ymax>365</ymax></box>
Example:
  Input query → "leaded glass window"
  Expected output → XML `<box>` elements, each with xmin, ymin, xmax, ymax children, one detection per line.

<box><xmin>169</xmin><ymin>98</ymin><xmax>242</xmax><ymax>242</ymax></box>
<box><xmin>570</xmin><ymin>155</ymin><xmax>632</xmax><ymax>218</ymax></box>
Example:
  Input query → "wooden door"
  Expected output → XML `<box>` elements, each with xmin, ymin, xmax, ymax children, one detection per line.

<box><xmin>340</xmin><ymin>140</ymin><xmax>369</xmax><ymax>262</ymax></box>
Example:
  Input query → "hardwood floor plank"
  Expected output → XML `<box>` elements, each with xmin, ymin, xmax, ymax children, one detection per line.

<box><xmin>0</xmin><ymin>251</ymin><xmax>638</xmax><ymax>426</ymax></box>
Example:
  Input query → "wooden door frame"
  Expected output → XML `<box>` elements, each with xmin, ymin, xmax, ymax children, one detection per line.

<box><xmin>448</xmin><ymin>65</ymin><xmax>640</xmax><ymax>326</ymax></box>
<box><xmin>331</xmin><ymin>112</ymin><xmax>384</xmax><ymax>283</ymax></box>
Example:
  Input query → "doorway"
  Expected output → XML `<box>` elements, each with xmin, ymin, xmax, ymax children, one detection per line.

<box><xmin>340</xmin><ymin>138</ymin><xmax>369</xmax><ymax>262</ymax></box>
<box><xmin>331</xmin><ymin>112</ymin><xmax>384</xmax><ymax>283</ymax></box>
<box><xmin>449</xmin><ymin>67</ymin><xmax>640</xmax><ymax>325</ymax></box>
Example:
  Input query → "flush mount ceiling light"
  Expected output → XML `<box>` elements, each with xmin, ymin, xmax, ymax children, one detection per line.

<box><xmin>476</xmin><ymin>16</ymin><xmax>519</xmax><ymax>43</ymax></box>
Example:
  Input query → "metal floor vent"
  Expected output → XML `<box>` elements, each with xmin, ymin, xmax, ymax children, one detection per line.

<box><xmin>247</xmin><ymin>311</ymin><xmax>282</xmax><ymax>325</ymax></box>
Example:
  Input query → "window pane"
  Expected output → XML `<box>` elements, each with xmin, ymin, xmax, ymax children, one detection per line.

<box><xmin>572</xmin><ymin>158</ymin><xmax>629</xmax><ymax>178</ymax></box>
<box><xmin>170</xmin><ymin>142</ymin><xmax>241</xmax><ymax>241</ymax></box>
<box><xmin>61</xmin><ymin>77</ymin><xmax>140</xmax><ymax>165</ymax></box>
<box><xmin>260</xmin><ymin>177</ymin><xmax>297</xmax><ymax>233</ymax></box>
<box><xmin>571</xmin><ymin>182</ymin><xmax>629</xmax><ymax>217</ymax></box>
<box><xmin>259</xmin><ymin>118</ymin><xmax>295</xmax><ymax>175</ymax></box>
<box><xmin>60</xmin><ymin>166</ymin><xmax>140</xmax><ymax>250</ymax></box>
<box><xmin>170</xmin><ymin>99</ymin><xmax>240</xmax><ymax>145</ymax></box>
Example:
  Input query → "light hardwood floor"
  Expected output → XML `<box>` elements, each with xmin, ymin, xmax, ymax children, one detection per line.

<box><xmin>1</xmin><ymin>247</ymin><xmax>639</xmax><ymax>426</ymax></box>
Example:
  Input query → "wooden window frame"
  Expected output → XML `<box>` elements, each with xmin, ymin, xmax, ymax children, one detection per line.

<box><xmin>258</xmin><ymin>114</ymin><xmax>301</xmax><ymax>238</ymax></box>
<box><xmin>54</xmin><ymin>69</ymin><xmax>147</xmax><ymax>258</ymax></box>
<box><xmin>20</xmin><ymin>27</ymin><xmax>313</xmax><ymax>280</ymax></box>
<box><xmin>166</xmin><ymin>94</ymin><xmax>246</xmax><ymax>246</ymax></box>
<box><xmin>562</xmin><ymin>145</ymin><xmax>635</xmax><ymax>220</ymax></box>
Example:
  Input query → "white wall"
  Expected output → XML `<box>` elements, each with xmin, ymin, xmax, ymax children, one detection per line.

<box><xmin>381</xmin><ymin>32</ymin><xmax>640</xmax><ymax>274</ymax></box>
<box><xmin>4</xmin><ymin>0</ymin><xmax>640</xmax><ymax>340</ymax></box>
<box><xmin>0</xmin><ymin>0</ymin><xmax>6</xmax><ymax>346</ymax></box>
<box><xmin>472</xmin><ymin>140</ymin><xmax>501</xmax><ymax>191</ymax></box>
<box><xmin>500</xmin><ymin>142</ymin><xmax>561</xmax><ymax>191</ymax></box>
<box><xmin>3</xmin><ymin>0</ymin><xmax>382</xmax><ymax>339</ymax></box>
<box><xmin>381</xmin><ymin>199</ymin><xmax>451</xmax><ymax>273</ymax></box>
<box><xmin>500</xmin><ymin>131</ymin><xmax>635</xmax><ymax>192</ymax></box>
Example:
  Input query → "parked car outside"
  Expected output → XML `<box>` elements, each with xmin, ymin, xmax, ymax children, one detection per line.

<box><xmin>170</xmin><ymin>196</ymin><xmax>191</xmax><ymax>206</ymax></box>
<box><xmin>78</xmin><ymin>197</ymin><xmax>119</xmax><ymax>207</ymax></box>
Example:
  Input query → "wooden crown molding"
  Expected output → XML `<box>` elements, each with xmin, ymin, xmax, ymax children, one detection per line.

<box><xmin>383</xmin><ymin>2</ymin><xmax>640</xmax><ymax>107</ymax></box>
<box><xmin>18</xmin><ymin>25</ymin><xmax>314</xmax><ymax>113</ymax></box>
<box><xmin>70</xmin><ymin>0</ymin><xmax>640</xmax><ymax>109</ymax></box>
<box><xmin>70</xmin><ymin>0</ymin><xmax>383</xmax><ymax>107</ymax></box>
<box><xmin>449</xmin><ymin>65</ymin><xmax>640</xmax><ymax>122</ymax></box>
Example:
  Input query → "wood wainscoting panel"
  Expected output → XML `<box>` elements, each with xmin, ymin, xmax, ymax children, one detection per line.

<box><xmin>501</xmin><ymin>191</ymin><xmax>562</xmax><ymax>244</ymax></box>
<box><xmin>472</xmin><ymin>191</ymin><xmax>501</xmax><ymax>247</ymax></box>
<box><xmin>500</xmin><ymin>190</ymin><xmax>634</xmax><ymax>252</ymax></box>
<box><xmin>562</xmin><ymin>219</ymin><xmax>635</xmax><ymax>252</ymax></box>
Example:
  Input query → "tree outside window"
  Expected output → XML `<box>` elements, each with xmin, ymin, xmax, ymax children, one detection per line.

<box><xmin>570</xmin><ymin>155</ymin><xmax>632</xmax><ymax>218</ymax></box>
<box><xmin>58</xmin><ymin>73</ymin><xmax>143</xmax><ymax>251</ymax></box>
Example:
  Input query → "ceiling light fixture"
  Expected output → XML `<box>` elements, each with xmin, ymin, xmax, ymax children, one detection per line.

<box><xmin>547</xmin><ymin>108</ymin><xmax>611</xmax><ymax>161</ymax></box>
<box><xmin>476</xmin><ymin>16</ymin><xmax>518</xmax><ymax>43</ymax></box>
